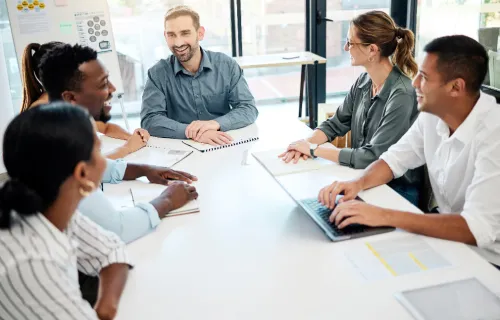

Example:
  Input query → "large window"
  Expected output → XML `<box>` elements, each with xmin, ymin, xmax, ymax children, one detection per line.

<box><xmin>416</xmin><ymin>0</ymin><xmax>483</xmax><ymax>59</ymax></box>
<box><xmin>0</xmin><ymin>0</ymin><xmax>21</xmax><ymax>112</ymax></box>
<box><xmin>415</xmin><ymin>0</ymin><xmax>500</xmax><ymax>90</ymax></box>
<box><xmin>325</xmin><ymin>0</ymin><xmax>391</xmax><ymax>97</ymax></box>
<box><xmin>0</xmin><ymin>0</ymin><xmax>403</xmax><ymax>116</ymax></box>
<box><xmin>108</xmin><ymin>0</ymin><xmax>233</xmax><ymax>115</ymax></box>
<box><xmin>240</xmin><ymin>0</ymin><xmax>305</xmax><ymax>103</ymax></box>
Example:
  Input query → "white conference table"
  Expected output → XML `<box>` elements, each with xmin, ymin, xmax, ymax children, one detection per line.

<box><xmin>110</xmin><ymin>114</ymin><xmax>500</xmax><ymax>320</ymax></box>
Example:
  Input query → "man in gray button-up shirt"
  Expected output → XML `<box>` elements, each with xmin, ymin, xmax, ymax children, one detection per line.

<box><xmin>141</xmin><ymin>6</ymin><xmax>258</xmax><ymax>142</ymax></box>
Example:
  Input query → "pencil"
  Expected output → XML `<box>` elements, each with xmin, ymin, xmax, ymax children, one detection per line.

<box><xmin>129</xmin><ymin>188</ymin><xmax>136</xmax><ymax>206</ymax></box>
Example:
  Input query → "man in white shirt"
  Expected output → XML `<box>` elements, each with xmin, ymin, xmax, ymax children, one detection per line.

<box><xmin>317</xmin><ymin>35</ymin><xmax>500</xmax><ymax>266</ymax></box>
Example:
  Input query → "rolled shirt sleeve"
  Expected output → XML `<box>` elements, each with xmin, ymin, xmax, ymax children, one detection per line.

<box><xmin>460</xmin><ymin>130</ymin><xmax>500</xmax><ymax>253</ymax></box>
<box><xmin>101</xmin><ymin>159</ymin><xmax>127</xmax><ymax>184</ymax></box>
<box><xmin>78</xmin><ymin>190</ymin><xmax>160</xmax><ymax>244</ymax></box>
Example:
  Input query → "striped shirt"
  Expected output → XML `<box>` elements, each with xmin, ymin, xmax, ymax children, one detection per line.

<box><xmin>0</xmin><ymin>211</ymin><xmax>132</xmax><ymax>320</ymax></box>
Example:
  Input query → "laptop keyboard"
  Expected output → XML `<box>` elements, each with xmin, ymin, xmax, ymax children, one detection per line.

<box><xmin>301</xmin><ymin>198</ymin><xmax>370</xmax><ymax>236</ymax></box>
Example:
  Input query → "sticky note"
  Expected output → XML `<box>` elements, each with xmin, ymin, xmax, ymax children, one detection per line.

<box><xmin>54</xmin><ymin>0</ymin><xmax>67</xmax><ymax>6</ymax></box>
<box><xmin>59</xmin><ymin>22</ymin><xmax>73</xmax><ymax>34</ymax></box>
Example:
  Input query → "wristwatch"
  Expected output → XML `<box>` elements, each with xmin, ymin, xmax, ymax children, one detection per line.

<box><xmin>309</xmin><ymin>143</ymin><xmax>318</xmax><ymax>158</ymax></box>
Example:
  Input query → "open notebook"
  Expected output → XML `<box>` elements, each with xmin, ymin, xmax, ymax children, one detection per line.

<box><xmin>130</xmin><ymin>182</ymin><xmax>199</xmax><ymax>216</ymax></box>
<box><xmin>100</xmin><ymin>135</ymin><xmax>192</xmax><ymax>168</ymax></box>
<box><xmin>182</xmin><ymin>125</ymin><xmax>259</xmax><ymax>153</ymax></box>
<box><xmin>252</xmin><ymin>148</ymin><xmax>334</xmax><ymax>177</ymax></box>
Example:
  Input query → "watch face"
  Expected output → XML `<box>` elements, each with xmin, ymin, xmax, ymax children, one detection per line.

<box><xmin>309</xmin><ymin>143</ymin><xmax>318</xmax><ymax>150</ymax></box>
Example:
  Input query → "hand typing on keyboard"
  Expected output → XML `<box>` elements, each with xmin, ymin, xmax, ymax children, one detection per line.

<box><xmin>301</xmin><ymin>198</ymin><xmax>370</xmax><ymax>236</ymax></box>
<box><xmin>318</xmin><ymin>179</ymin><xmax>363</xmax><ymax>209</ymax></box>
<box><xmin>329</xmin><ymin>199</ymin><xmax>390</xmax><ymax>229</ymax></box>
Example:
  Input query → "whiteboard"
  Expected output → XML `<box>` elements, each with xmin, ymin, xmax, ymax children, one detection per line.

<box><xmin>0</xmin><ymin>38</ymin><xmax>14</xmax><ymax>175</ymax></box>
<box><xmin>5</xmin><ymin>0</ymin><xmax>124</xmax><ymax>95</ymax></box>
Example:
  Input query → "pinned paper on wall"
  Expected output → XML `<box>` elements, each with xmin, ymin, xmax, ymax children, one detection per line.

<box><xmin>75</xmin><ymin>11</ymin><xmax>113</xmax><ymax>53</ymax></box>
<box><xmin>16</xmin><ymin>0</ymin><xmax>50</xmax><ymax>34</ymax></box>
<box><xmin>59</xmin><ymin>21</ymin><xmax>73</xmax><ymax>34</ymax></box>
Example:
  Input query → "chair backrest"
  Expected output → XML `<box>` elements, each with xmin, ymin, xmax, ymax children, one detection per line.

<box><xmin>418</xmin><ymin>165</ymin><xmax>436</xmax><ymax>212</ymax></box>
<box><xmin>479</xmin><ymin>28</ymin><xmax>499</xmax><ymax>86</ymax></box>
<box><xmin>488</xmin><ymin>50</ymin><xmax>500</xmax><ymax>89</ymax></box>
<box><xmin>479</xmin><ymin>28</ymin><xmax>499</xmax><ymax>53</ymax></box>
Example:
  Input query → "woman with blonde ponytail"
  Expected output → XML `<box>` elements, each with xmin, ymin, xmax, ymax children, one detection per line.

<box><xmin>281</xmin><ymin>10</ymin><xmax>422</xmax><ymax>205</ymax></box>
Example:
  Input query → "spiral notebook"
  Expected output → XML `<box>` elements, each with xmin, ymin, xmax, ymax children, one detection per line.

<box><xmin>182</xmin><ymin>127</ymin><xmax>259</xmax><ymax>153</ymax></box>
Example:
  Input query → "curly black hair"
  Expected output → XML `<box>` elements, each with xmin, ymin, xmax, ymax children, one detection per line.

<box><xmin>38</xmin><ymin>44</ymin><xmax>98</xmax><ymax>101</ymax></box>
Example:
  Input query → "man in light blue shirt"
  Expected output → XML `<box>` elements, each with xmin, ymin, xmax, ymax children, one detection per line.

<box><xmin>38</xmin><ymin>44</ymin><xmax>200</xmax><ymax>244</ymax></box>
<box><xmin>140</xmin><ymin>5</ymin><xmax>258</xmax><ymax>144</ymax></box>
<box><xmin>79</xmin><ymin>159</ymin><xmax>198</xmax><ymax>243</ymax></box>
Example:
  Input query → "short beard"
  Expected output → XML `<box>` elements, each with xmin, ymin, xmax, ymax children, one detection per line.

<box><xmin>98</xmin><ymin>107</ymin><xmax>111</xmax><ymax>123</ymax></box>
<box><xmin>173</xmin><ymin>39</ymin><xmax>199</xmax><ymax>62</ymax></box>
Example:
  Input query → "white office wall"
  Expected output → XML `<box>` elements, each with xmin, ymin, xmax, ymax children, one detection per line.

<box><xmin>0</xmin><ymin>32</ymin><xmax>14</xmax><ymax>174</ymax></box>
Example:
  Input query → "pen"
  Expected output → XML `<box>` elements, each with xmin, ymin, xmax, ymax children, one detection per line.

<box><xmin>129</xmin><ymin>188</ymin><xmax>135</xmax><ymax>206</ymax></box>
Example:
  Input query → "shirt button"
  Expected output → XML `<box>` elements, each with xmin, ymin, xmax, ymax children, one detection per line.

<box><xmin>198</xmin><ymin>111</ymin><xmax>202</xmax><ymax>115</ymax></box>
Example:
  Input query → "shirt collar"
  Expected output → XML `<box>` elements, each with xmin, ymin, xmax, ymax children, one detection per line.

<box><xmin>435</xmin><ymin>118</ymin><xmax>450</xmax><ymax>139</ymax></box>
<box><xmin>357</xmin><ymin>73</ymin><xmax>371</xmax><ymax>89</ymax></box>
<box><xmin>435</xmin><ymin>92</ymin><xmax>494</xmax><ymax>144</ymax></box>
<box><xmin>357</xmin><ymin>66</ymin><xmax>403</xmax><ymax>100</ymax></box>
<box><xmin>453</xmin><ymin>92</ymin><xmax>494</xmax><ymax>144</ymax></box>
<box><xmin>173</xmin><ymin>47</ymin><xmax>213</xmax><ymax>76</ymax></box>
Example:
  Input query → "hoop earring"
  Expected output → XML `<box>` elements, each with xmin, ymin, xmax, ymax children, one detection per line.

<box><xmin>79</xmin><ymin>181</ymin><xmax>96</xmax><ymax>197</ymax></box>
<box><xmin>368</xmin><ymin>57</ymin><xmax>374</xmax><ymax>62</ymax></box>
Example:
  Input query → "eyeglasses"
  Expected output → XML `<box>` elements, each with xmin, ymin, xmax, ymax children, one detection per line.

<box><xmin>345</xmin><ymin>39</ymin><xmax>371</xmax><ymax>48</ymax></box>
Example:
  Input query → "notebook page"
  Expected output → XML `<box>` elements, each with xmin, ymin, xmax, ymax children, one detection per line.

<box><xmin>125</xmin><ymin>147</ymin><xmax>192</xmax><ymax>168</ymax></box>
<box><xmin>131</xmin><ymin>183</ymin><xmax>199</xmax><ymax>216</ymax></box>
<box><xmin>252</xmin><ymin>148</ymin><xmax>334</xmax><ymax>177</ymax></box>
<box><xmin>99</xmin><ymin>134</ymin><xmax>192</xmax><ymax>167</ymax></box>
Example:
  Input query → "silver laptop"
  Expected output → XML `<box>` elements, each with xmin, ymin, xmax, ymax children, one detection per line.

<box><xmin>298</xmin><ymin>195</ymin><xmax>394</xmax><ymax>241</ymax></box>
